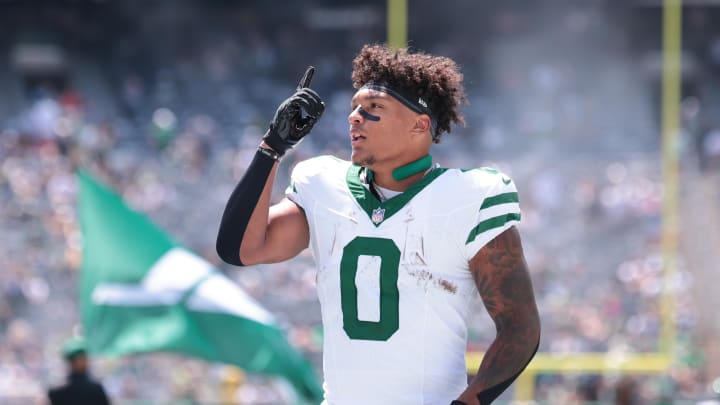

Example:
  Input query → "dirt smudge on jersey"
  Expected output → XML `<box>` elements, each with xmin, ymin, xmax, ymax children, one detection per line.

<box><xmin>409</xmin><ymin>269</ymin><xmax>433</xmax><ymax>281</ymax></box>
<box><xmin>407</xmin><ymin>269</ymin><xmax>458</xmax><ymax>294</ymax></box>
<box><xmin>437</xmin><ymin>279</ymin><xmax>458</xmax><ymax>294</ymax></box>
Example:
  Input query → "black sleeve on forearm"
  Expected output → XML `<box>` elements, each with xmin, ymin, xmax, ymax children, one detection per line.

<box><xmin>476</xmin><ymin>340</ymin><xmax>539</xmax><ymax>404</ymax></box>
<box><xmin>216</xmin><ymin>149</ymin><xmax>276</xmax><ymax>266</ymax></box>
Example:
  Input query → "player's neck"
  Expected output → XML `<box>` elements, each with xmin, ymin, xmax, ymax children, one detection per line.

<box><xmin>372</xmin><ymin>171</ymin><xmax>424</xmax><ymax>192</ymax></box>
<box><xmin>370</xmin><ymin>154</ymin><xmax>432</xmax><ymax>191</ymax></box>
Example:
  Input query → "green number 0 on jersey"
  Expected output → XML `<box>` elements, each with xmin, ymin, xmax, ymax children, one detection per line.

<box><xmin>340</xmin><ymin>236</ymin><xmax>400</xmax><ymax>341</ymax></box>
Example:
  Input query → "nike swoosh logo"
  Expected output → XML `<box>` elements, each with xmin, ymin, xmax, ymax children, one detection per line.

<box><xmin>502</xmin><ymin>176</ymin><xmax>512</xmax><ymax>185</ymax></box>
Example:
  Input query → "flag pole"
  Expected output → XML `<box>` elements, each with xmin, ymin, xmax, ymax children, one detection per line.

<box><xmin>387</xmin><ymin>0</ymin><xmax>407</xmax><ymax>48</ymax></box>
<box><xmin>659</xmin><ymin>0</ymin><xmax>682</xmax><ymax>357</ymax></box>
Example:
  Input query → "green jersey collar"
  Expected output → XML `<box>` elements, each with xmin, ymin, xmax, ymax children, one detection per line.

<box><xmin>346</xmin><ymin>165</ymin><xmax>447</xmax><ymax>226</ymax></box>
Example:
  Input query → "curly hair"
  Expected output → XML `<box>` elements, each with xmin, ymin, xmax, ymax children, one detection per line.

<box><xmin>351</xmin><ymin>44</ymin><xmax>466</xmax><ymax>143</ymax></box>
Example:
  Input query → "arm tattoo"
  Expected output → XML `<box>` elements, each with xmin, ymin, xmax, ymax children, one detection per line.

<box><xmin>466</xmin><ymin>226</ymin><xmax>540</xmax><ymax>402</ymax></box>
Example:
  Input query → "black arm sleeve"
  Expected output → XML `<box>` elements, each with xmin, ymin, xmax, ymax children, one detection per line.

<box><xmin>216</xmin><ymin>149</ymin><xmax>276</xmax><ymax>266</ymax></box>
<box><xmin>476</xmin><ymin>341</ymin><xmax>539</xmax><ymax>404</ymax></box>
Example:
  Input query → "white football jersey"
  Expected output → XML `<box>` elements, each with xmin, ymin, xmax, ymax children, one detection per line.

<box><xmin>286</xmin><ymin>156</ymin><xmax>521</xmax><ymax>405</ymax></box>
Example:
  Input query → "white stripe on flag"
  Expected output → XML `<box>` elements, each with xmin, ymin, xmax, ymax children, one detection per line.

<box><xmin>187</xmin><ymin>274</ymin><xmax>275</xmax><ymax>325</ymax></box>
<box><xmin>91</xmin><ymin>247</ymin><xmax>274</xmax><ymax>326</ymax></box>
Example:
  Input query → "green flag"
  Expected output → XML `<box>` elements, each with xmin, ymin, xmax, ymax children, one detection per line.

<box><xmin>77</xmin><ymin>171</ymin><xmax>322</xmax><ymax>403</ymax></box>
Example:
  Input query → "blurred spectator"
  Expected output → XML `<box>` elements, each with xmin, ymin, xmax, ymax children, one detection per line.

<box><xmin>577</xmin><ymin>375</ymin><xmax>603</xmax><ymax>403</ymax></box>
<box><xmin>698</xmin><ymin>127</ymin><xmax>720</xmax><ymax>173</ymax></box>
<box><xmin>615</xmin><ymin>376</ymin><xmax>639</xmax><ymax>405</ymax></box>
<box><xmin>47</xmin><ymin>337</ymin><xmax>111</xmax><ymax>405</ymax></box>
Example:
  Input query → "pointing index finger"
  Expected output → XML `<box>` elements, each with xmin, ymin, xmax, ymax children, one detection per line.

<box><xmin>297</xmin><ymin>66</ymin><xmax>315</xmax><ymax>90</ymax></box>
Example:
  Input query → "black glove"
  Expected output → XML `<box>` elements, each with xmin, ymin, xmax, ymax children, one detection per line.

<box><xmin>263</xmin><ymin>66</ymin><xmax>325</xmax><ymax>157</ymax></box>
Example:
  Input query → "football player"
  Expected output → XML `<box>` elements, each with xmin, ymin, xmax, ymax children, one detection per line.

<box><xmin>216</xmin><ymin>44</ymin><xmax>541</xmax><ymax>405</ymax></box>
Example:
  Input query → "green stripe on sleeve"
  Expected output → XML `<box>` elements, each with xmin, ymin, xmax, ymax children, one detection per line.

<box><xmin>466</xmin><ymin>213</ymin><xmax>521</xmax><ymax>244</ymax></box>
<box><xmin>480</xmin><ymin>192</ymin><xmax>519</xmax><ymax>209</ymax></box>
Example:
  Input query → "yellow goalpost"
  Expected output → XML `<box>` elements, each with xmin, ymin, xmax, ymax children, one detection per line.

<box><xmin>387</xmin><ymin>0</ymin><xmax>683</xmax><ymax>400</ymax></box>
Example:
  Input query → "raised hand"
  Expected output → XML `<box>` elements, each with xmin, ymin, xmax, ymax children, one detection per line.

<box><xmin>262</xmin><ymin>66</ymin><xmax>325</xmax><ymax>157</ymax></box>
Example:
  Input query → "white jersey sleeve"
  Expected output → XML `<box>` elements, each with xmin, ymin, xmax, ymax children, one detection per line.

<box><xmin>453</xmin><ymin>168</ymin><xmax>521</xmax><ymax>262</ymax></box>
<box><xmin>285</xmin><ymin>155</ymin><xmax>348</xmax><ymax>210</ymax></box>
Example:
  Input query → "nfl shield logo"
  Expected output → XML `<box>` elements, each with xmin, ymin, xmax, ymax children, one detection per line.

<box><xmin>371</xmin><ymin>207</ymin><xmax>386</xmax><ymax>224</ymax></box>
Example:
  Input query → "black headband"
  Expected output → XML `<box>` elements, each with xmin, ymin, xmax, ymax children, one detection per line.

<box><xmin>360</xmin><ymin>82</ymin><xmax>438</xmax><ymax>138</ymax></box>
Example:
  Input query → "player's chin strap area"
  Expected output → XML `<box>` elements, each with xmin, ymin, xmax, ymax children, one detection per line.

<box><xmin>451</xmin><ymin>341</ymin><xmax>539</xmax><ymax>405</ymax></box>
<box><xmin>365</xmin><ymin>154</ymin><xmax>433</xmax><ymax>184</ymax></box>
<box><xmin>216</xmin><ymin>147</ymin><xmax>277</xmax><ymax>266</ymax></box>
<box><xmin>392</xmin><ymin>154</ymin><xmax>432</xmax><ymax>181</ymax></box>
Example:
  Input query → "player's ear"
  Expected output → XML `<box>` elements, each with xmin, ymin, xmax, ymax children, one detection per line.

<box><xmin>411</xmin><ymin>114</ymin><xmax>431</xmax><ymax>135</ymax></box>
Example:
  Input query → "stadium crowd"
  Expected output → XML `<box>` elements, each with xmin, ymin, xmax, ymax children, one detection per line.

<box><xmin>2</xmin><ymin>1</ymin><xmax>720</xmax><ymax>404</ymax></box>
